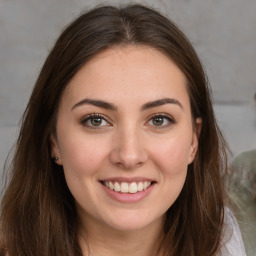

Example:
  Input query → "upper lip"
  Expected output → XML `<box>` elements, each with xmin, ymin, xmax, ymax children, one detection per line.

<box><xmin>100</xmin><ymin>177</ymin><xmax>156</xmax><ymax>183</ymax></box>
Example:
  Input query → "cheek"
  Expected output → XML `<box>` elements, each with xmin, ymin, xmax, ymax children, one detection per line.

<box><xmin>151</xmin><ymin>137</ymin><xmax>190</xmax><ymax>206</ymax></box>
<box><xmin>58</xmin><ymin>132</ymin><xmax>109</xmax><ymax>177</ymax></box>
<box><xmin>150</xmin><ymin>135</ymin><xmax>192</xmax><ymax>174</ymax></box>
<box><xmin>59</xmin><ymin>135</ymin><xmax>110</xmax><ymax>204</ymax></box>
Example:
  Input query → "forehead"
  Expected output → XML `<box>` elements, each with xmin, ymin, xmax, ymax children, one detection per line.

<box><xmin>61</xmin><ymin>46</ymin><xmax>190</xmax><ymax>110</ymax></box>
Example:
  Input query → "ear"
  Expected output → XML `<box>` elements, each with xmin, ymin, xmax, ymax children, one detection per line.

<box><xmin>50</xmin><ymin>135</ymin><xmax>62</xmax><ymax>165</ymax></box>
<box><xmin>188</xmin><ymin>117</ymin><xmax>202</xmax><ymax>164</ymax></box>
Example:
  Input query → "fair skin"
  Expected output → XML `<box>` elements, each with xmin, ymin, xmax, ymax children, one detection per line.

<box><xmin>51</xmin><ymin>46</ymin><xmax>201</xmax><ymax>256</ymax></box>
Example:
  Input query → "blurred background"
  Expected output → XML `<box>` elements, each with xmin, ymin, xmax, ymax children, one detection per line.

<box><xmin>0</xmin><ymin>0</ymin><xmax>255</xmax><ymax>252</ymax></box>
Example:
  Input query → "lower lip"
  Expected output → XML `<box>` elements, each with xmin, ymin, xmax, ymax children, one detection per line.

<box><xmin>100</xmin><ymin>182</ymin><xmax>155</xmax><ymax>203</ymax></box>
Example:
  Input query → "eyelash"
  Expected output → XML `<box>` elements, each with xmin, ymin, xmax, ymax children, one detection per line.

<box><xmin>80</xmin><ymin>113</ymin><xmax>175</xmax><ymax>129</ymax></box>
<box><xmin>80</xmin><ymin>113</ymin><xmax>111</xmax><ymax>129</ymax></box>
<box><xmin>147</xmin><ymin>113</ymin><xmax>175</xmax><ymax>128</ymax></box>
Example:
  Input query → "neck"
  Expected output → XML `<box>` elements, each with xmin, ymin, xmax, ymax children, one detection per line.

<box><xmin>78</xmin><ymin>216</ymin><xmax>164</xmax><ymax>256</ymax></box>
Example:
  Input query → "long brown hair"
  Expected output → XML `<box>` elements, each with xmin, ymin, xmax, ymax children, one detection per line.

<box><xmin>0</xmin><ymin>4</ymin><xmax>228</xmax><ymax>256</ymax></box>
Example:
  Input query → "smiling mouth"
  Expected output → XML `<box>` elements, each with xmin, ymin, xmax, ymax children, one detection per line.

<box><xmin>101</xmin><ymin>181</ymin><xmax>154</xmax><ymax>194</ymax></box>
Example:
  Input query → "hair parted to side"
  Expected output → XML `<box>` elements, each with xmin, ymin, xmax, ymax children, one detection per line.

<box><xmin>0</xmin><ymin>4</ymin><xmax>228</xmax><ymax>256</ymax></box>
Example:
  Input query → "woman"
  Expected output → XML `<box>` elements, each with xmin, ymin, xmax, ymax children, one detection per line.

<box><xmin>0</xmin><ymin>4</ymin><xmax>246</xmax><ymax>256</ymax></box>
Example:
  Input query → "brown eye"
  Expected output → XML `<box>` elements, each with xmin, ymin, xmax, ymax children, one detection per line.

<box><xmin>148</xmin><ymin>114</ymin><xmax>175</xmax><ymax>128</ymax></box>
<box><xmin>90</xmin><ymin>117</ymin><xmax>103</xmax><ymax>126</ymax></box>
<box><xmin>81</xmin><ymin>114</ymin><xmax>110</xmax><ymax>128</ymax></box>
<box><xmin>152</xmin><ymin>116</ymin><xmax>164</xmax><ymax>126</ymax></box>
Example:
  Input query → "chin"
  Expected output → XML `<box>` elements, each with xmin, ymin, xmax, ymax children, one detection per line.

<box><xmin>102</xmin><ymin>210</ymin><xmax>163</xmax><ymax>232</ymax></box>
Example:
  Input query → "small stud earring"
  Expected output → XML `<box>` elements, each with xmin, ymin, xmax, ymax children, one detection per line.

<box><xmin>53</xmin><ymin>157</ymin><xmax>58</xmax><ymax>162</ymax></box>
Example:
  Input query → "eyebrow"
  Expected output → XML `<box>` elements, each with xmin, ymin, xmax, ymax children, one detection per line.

<box><xmin>71</xmin><ymin>97</ymin><xmax>183</xmax><ymax>111</ymax></box>
<box><xmin>71</xmin><ymin>98</ymin><xmax>117</xmax><ymax>111</ymax></box>
<box><xmin>141</xmin><ymin>98</ymin><xmax>183</xmax><ymax>111</ymax></box>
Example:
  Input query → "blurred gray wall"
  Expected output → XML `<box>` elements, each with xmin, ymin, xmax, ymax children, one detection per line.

<box><xmin>1</xmin><ymin>0</ymin><xmax>256</xmax><ymax>177</ymax></box>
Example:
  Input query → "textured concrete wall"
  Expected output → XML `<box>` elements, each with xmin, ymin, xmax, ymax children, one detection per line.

<box><xmin>1</xmin><ymin>0</ymin><xmax>256</xmax><ymax>174</ymax></box>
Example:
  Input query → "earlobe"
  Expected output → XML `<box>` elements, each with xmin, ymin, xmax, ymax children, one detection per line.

<box><xmin>50</xmin><ymin>135</ymin><xmax>62</xmax><ymax>165</ymax></box>
<box><xmin>188</xmin><ymin>117</ymin><xmax>202</xmax><ymax>164</ymax></box>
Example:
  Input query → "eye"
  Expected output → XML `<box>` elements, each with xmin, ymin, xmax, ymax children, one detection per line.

<box><xmin>147</xmin><ymin>114</ymin><xmax>175</xmax><ymax>127</ymax></box>
<box><xmin>81</xmin><ymin>114</ymin><xmax>110</xmax><ymax>128</ymax></box>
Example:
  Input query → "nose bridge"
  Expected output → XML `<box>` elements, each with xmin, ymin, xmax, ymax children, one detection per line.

<box><xmin>110</xmin><ymin>121</ymin><xmax>148</xmax><ymax>169</ymax></box>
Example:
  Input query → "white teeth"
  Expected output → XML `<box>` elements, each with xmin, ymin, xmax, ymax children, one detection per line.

<box><xmin>103</xmin><ymin>181</ymin><xmax>152</xmax><ymax>193</ymax></box>
<box><xmin>114</xmin><ymin>182</ymin><xmax>120</xmax><ymax>192</ymax></box>
<box><xmin>120</xmin><ymin>182</ymin><xmax>129</xmax><ymax>193</ymax></box>
<box><xmin>129</xmin><ymin>182</ymin><xmax>137</xmax><ymax>193</ymax></box>
<box><xmin>137</xmin><ymin>182</ymin><xmax>144</xmax><ymax>191</ymax></box>
<box><xmin>109</xmin><ymin>181</ymin><xmax>114</xmax><ymax>190</ymax></box>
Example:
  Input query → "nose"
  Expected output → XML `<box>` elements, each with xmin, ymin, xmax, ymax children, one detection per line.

<box><xmin>109</xmin><ymin>126</ymin><xmax>148</xmax><ymax>170</ymax></box>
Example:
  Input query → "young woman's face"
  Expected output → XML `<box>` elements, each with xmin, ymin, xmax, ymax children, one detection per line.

<box><xmin>52</xmin><ymin>46</ymin><xmax>201</xmax><ymax>233</ymax></box>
